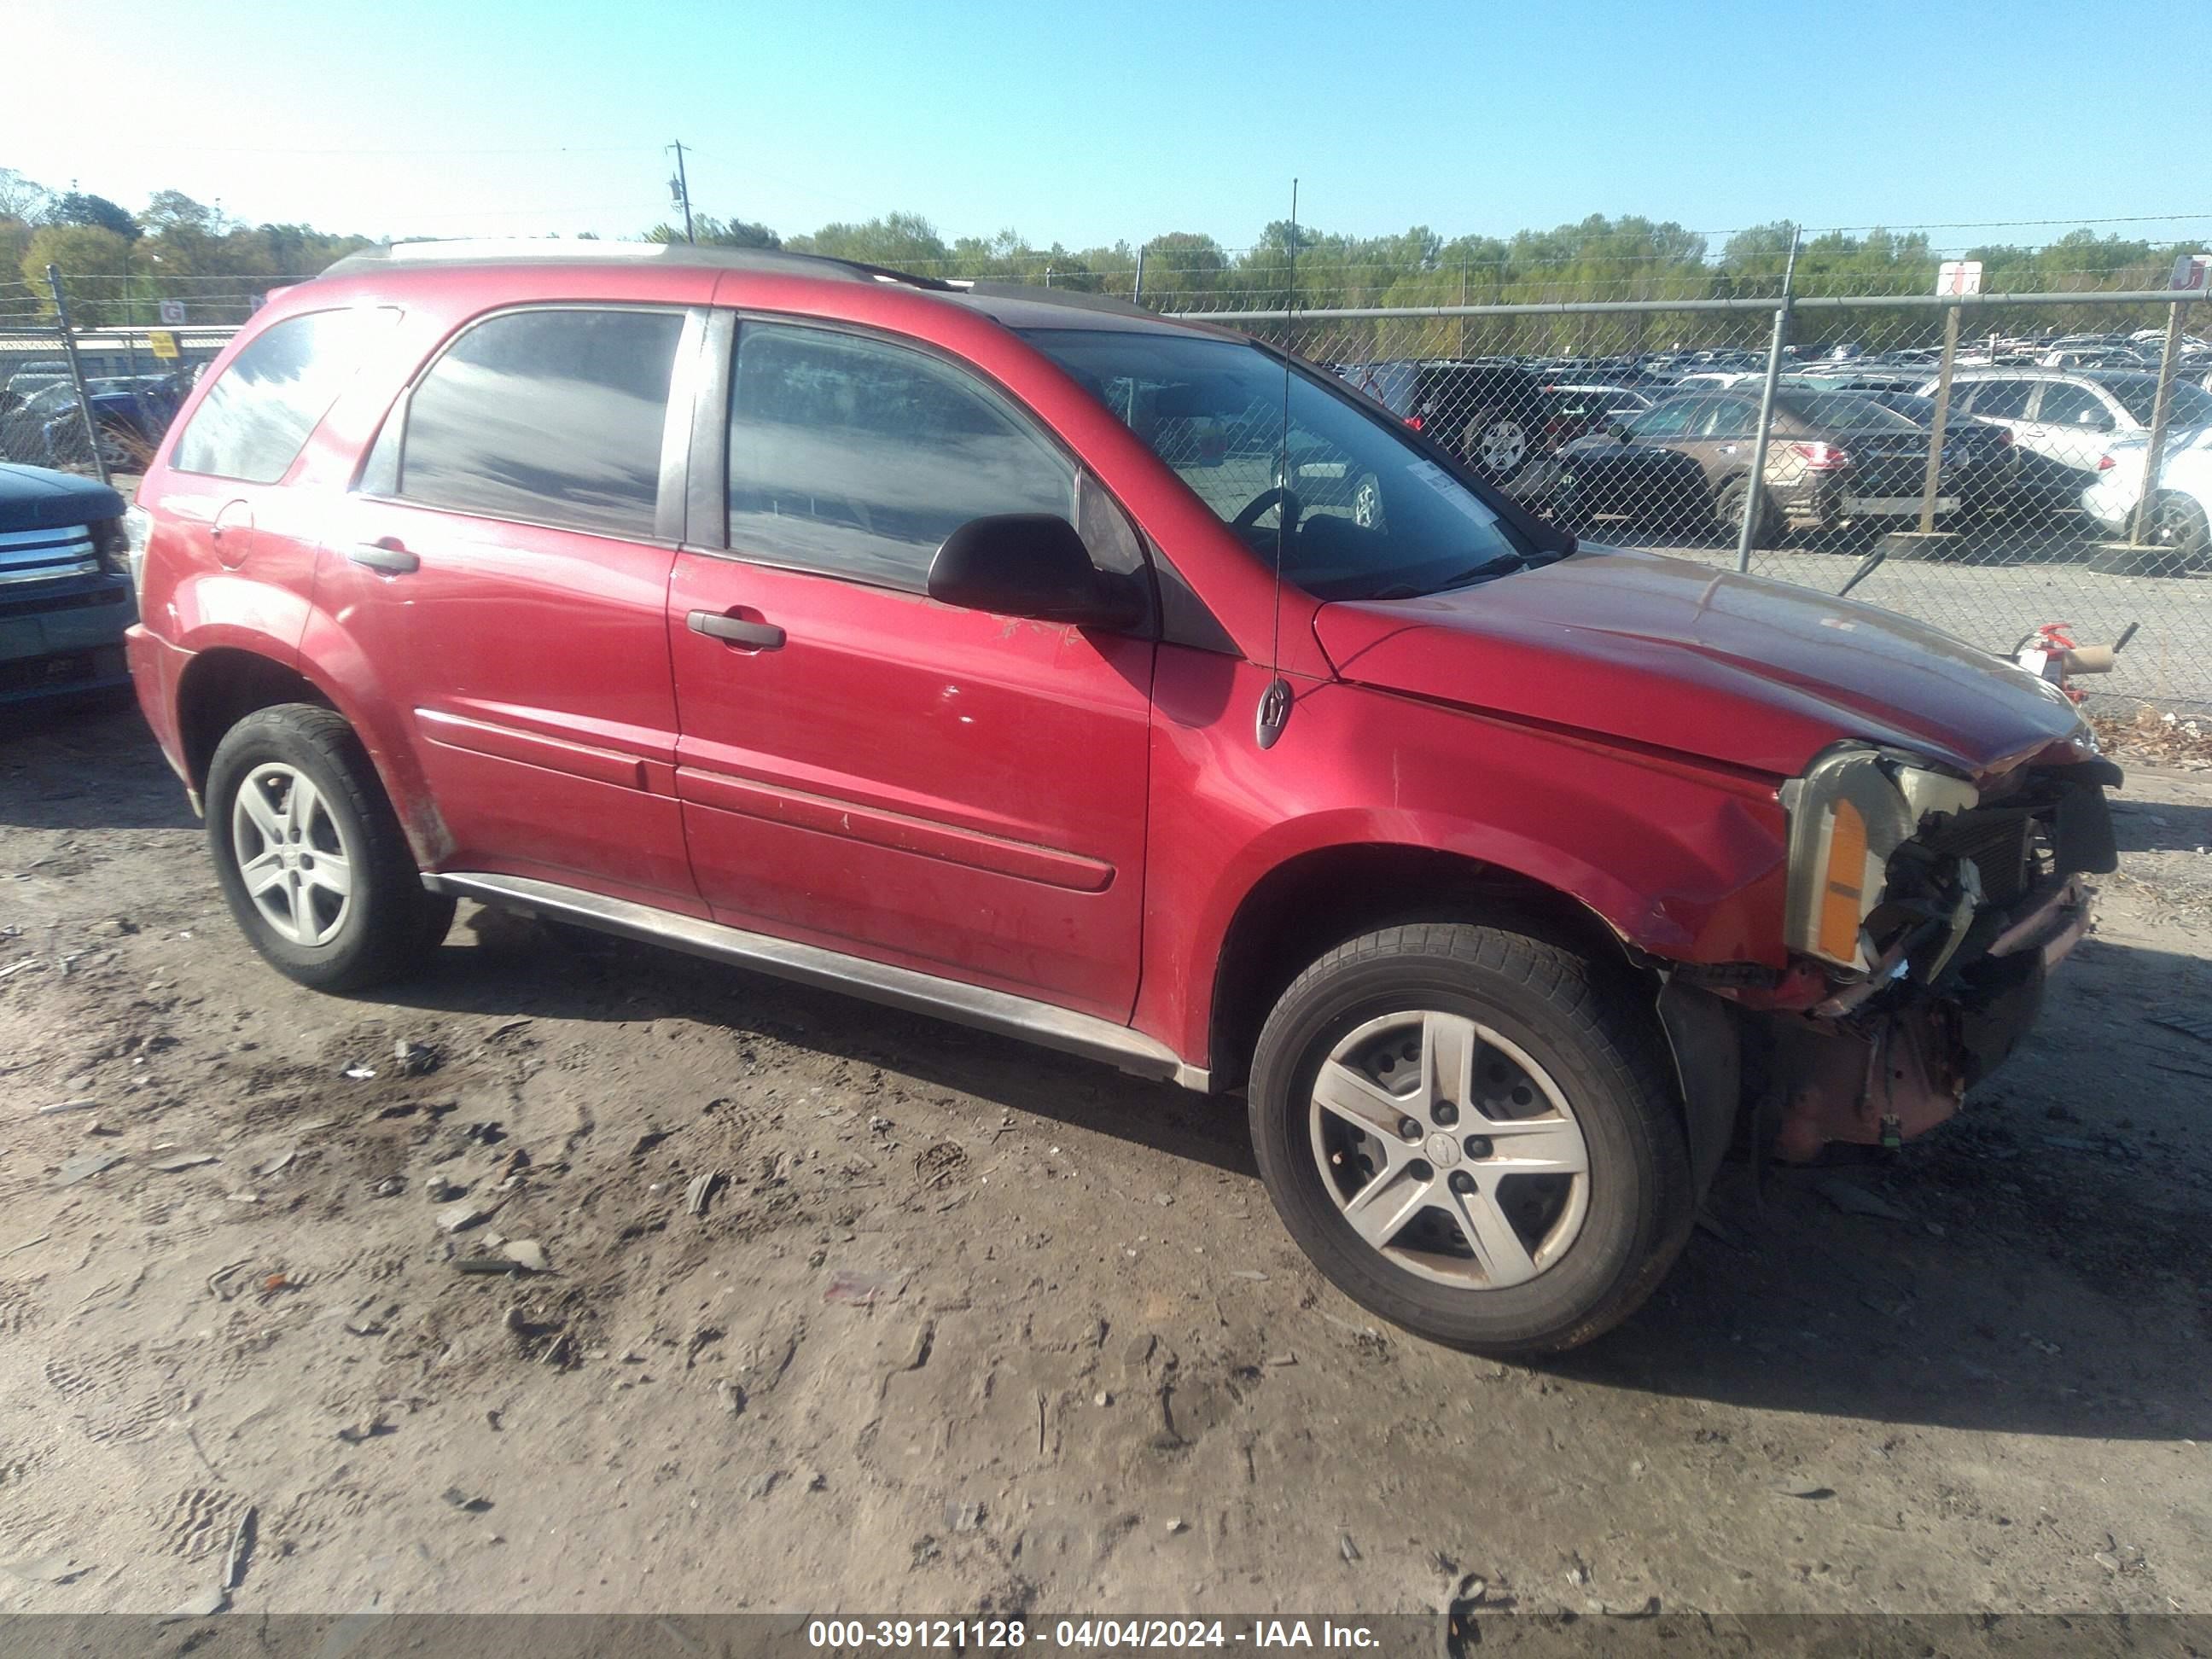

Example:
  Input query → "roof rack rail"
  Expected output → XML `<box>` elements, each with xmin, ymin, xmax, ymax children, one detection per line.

<box><xmin>318</xmin><ymin>237</ymin><xmax>962</xmax><ymax>292</ymax></box>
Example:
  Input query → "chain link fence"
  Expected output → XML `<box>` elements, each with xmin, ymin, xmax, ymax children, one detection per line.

<box><xmin>0</xmin><ymin>270</ymin><xmax>233</xmax><ymax>484</ymax></box>
<box><xmin>1193</xmin><ymin>287</ymin><xmax>2212</xmax><ymax>717</ymax></box>
<box><xmin>8</xmin><ymin>245</ymin><xmax>2212</xmax><ymax>714</ymax></box>
<box><xmin>0</xmin><ymin>274</ymin><xmax>104</xmax><ymax>478</ymax></box>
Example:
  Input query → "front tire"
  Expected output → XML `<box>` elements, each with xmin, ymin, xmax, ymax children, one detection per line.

<box><xmin>1248</xmin><ymin>923</ymin><xmax>1693</xmax><ymax>1354</ymax></box>
<box><xmin>205</xmin><ymin>704</ymin><xmax>454</xmax><ymax>992</ymax></box>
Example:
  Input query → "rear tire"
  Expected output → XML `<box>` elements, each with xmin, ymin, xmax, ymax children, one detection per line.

<box><xmin>1247</xmin><ymin>923</ymin><xmax>1694</xmax><ymax>1354</ymax></box>
<box><xmin>1714</xmin><ymin>474</ymin><xmax>1782</xmax><ymax>549</ymax></box>
<box><xmin>205</xmin><ymin>703</ymin><xmax>451</xmax><ymax>992</ymax></box>
<box><xmin>2149</xmin><ymin>492</ymin><xmax>2210</xmax><ymax>569</ymax></box>
<box><xmin>1461</xmin><ymin>409</ymin><xmax>1532</xmax><ymax>483</ymax></box>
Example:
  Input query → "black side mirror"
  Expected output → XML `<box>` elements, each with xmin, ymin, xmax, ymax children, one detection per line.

<box><xmin>927</xmin><ymin>514</ymin><xmax>1143</xmax><ymax>630</ymax></box>
<box><xmin>1606</xmin><ymin>421</ymin><xmax>1635</xmax><ymax>441</ymax></box>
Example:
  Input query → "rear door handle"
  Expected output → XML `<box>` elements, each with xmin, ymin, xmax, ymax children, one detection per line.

<box><xmin>687</xmin><ymin>609</ymin><xmax>785</xmax><ymax>649</ymax></box>
<box><xmin>349</xmin><ymin>542</ymin><xmax>419</xmax><ymax>575</ymax></box>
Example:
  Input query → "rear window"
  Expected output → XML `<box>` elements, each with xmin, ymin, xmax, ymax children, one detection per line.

<box><xmin>1341</xmin><ymin>363</ymin><xmax>1417</xmax><ymax>416</ymax></box>
<box><xmin>171</xmin><ymin>307</ymin><xmax>397</xmax><ymax>483</ymax></box>
<box><xmin>1773</xmin><ymin>391</ymin><xmax>1921</xmax><ymax>432</ymax></box>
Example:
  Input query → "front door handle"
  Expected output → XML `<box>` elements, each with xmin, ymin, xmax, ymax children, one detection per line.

<box><xmin>349</xmin><ymin>541</ymin><xmax>419</xmax><ymax>575</ymax></box>
<box><xmin>687</xmin><ymin>609</ymin><xmax>785</xmax><ymax>649</ymax></box>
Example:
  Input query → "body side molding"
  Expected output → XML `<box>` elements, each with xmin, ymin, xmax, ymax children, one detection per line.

<box><xmin>422</xmin><ymin>870</ymin><xmax>1208</xmax><ymax>1091</ymax></box>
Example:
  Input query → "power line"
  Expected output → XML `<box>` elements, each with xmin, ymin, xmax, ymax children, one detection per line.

<box><xmin>45</xmin><ymin>142</ymin><xmax>665</xmax><ymax>157</ymax></box>
<box><xmin>1794</xmin><ymin>212</ymin><xmax>2212</xmax><ymax>234</ymax></box>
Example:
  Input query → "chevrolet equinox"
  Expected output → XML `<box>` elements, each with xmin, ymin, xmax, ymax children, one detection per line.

<box><xmin>125</xmin><ymin>242</ymin><xmax>2117</xmax><ymax>1353</ymax></box>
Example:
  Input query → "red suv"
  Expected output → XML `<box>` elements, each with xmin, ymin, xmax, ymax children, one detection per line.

<box><xmin>127</xmin><ymin>242</ymin><xmax>2116</xmax><ymax>1354</ymax></box>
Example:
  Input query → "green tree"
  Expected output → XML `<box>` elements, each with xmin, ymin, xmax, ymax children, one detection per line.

<box><xmin>1136</xmin><ymin>232</ymin><xmax>1229</xmax><ymax>309</ymax></box>
<box><xmin>646</xmin><ymin>214</ymin><xmax>781</xmax><ymax>248</ymax></box>
<box><xmin>140</xmin><ymin>189</ymin><xmax>226</xmax><ymax>237</ymax></box>
<box><xmin>0</xmin><ymin>166</ymin><xmax>50</xmax><ymax>222</ymax></box>
<box><xmin>22</xmin><ymin>224</ymin><xmax>133</xmax><ymax>325</ymax></box>
<box><xmin>49</xmin><ymin>191</ymin><xmax>139</xmax><ymax>242</ymax></box>
<box><xmin>0</xmin><ymin>217</ymin><xmax>34</xmax><ymax>311</ymax></box>
<box><xmin>786</xmin><ymin>212</ymin><xmax>951</xmax><ymax>271</ymax></box>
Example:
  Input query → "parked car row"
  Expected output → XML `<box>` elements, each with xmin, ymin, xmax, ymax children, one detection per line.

<box><xmin>0</xmin><ymin>371</ymin><xmax>188</xmax><ymax>472</ymax></box>
<box><xmin>1332</xmin><ymin>345</ymin><xmax>2212</xmax><ymax>557</ymax></box>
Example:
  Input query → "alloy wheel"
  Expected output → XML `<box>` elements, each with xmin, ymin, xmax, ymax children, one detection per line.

<box><xmin>230</xmin><ymin>762</ymin><xmax>355</xmax><ymax>947</ymax></box>
<box><xmin>1476</xmin><ymin>419</ymin><xmax>1529</xmax><ymax>474</ymax></box>
<box><xmin>2150</xmin><ymin>494</ymin><xmax>2209</xmax><ymax>562</ymax></box>
<box><xmin>1307</xmin><ymin>1010</ymin><xmax>1590</xmax><ymax>1289</ymax></box>
<box><xmin>1352</xmin><ymin>474</ymin><xmax>1384</xmax><ymax>529</ymax></box>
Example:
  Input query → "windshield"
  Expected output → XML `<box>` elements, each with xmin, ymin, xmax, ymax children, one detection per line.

<box><xmin>2093</xmin><ymin>372</ymin><xmax>2212</xmax><ymax>427</ymax></box>
<box><xmin>1020</xmin><ymin>328</ymin><xmax>1538</xmax><ymax>601</ymax></box>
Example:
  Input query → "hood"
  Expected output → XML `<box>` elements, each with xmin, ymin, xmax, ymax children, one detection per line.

<box><xmin>1311</xmin><ymin>546</ymin><xmax>2085</xmax><ymax>780</ymax></box>
<box><xmin>0</xmin><ymin>463</ymin><xmax>125</xmax><ymax>531</ymax></box>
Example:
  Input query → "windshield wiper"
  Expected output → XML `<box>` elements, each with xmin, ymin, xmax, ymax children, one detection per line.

<box><xmin>1376</xmin><ymin>552</ymin><xmax>1529</xmax><ymax>598</ymax></box>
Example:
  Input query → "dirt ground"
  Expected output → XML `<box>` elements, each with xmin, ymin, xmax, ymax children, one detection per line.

<box><xmin>2</xmin><ymin>701</ymin><xmax>2209</xmax><ymax>1620</ymax></box>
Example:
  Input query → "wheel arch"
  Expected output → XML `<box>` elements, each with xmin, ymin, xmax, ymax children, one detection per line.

<box><xmin>175</xmin><ymin>647</ymin><xmax>336</xmax><ymax>793</ymax></box>
<box><xmin>1203</xmin><ymin>841</ymin><xmax>1645</xmax><ymax>1097</ymax></box>
<box><xmin>172</xmin><ymin>642</ymin><xmax>451</xmax><ymax>867</ymax></box>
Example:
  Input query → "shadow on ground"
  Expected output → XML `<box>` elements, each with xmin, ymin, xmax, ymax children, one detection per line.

<box><xmin>375</xmin><ymin>908</ymin><xmax>2212</xmax><ymax>1445</ymax></box>
<box><xmin>14</xmin><ymin>700</ymin><xmax>2206</xmax><ymax>1443</ymax></box>
<box><xmin>0</xmin><ymin>700</ymin><xmax>197</xmax><ymax>832</ymax></box>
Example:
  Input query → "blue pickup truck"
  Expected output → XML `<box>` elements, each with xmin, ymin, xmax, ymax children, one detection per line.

<box><xmin>0</xmin><ymin>463</ymin><xmax>136</xmax><ymax>710</ymax></box>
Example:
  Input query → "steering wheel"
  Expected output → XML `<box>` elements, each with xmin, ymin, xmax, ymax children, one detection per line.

<box><xmin>1231</xmin><ymin>485</ymin><xmax>1304</xmax><ymax>536</ymax></box>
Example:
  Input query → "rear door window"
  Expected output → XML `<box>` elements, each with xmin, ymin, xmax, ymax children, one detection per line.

<box><xmin>1633</xmin><ymin>397</ymin><xmax>1708</xmax><ymax>439</ymax></box>
<box><xmin>725</xmin><ymin>323</ymin><xmax>1075</xmax><ymax>591</ymax></box>
<box><xmin>1705</xmin><ymin>398</ymin><xmax>1761</xmax><ymax>439</ymax></box>
<box><xmin>379</xmin><ymin>306</ymin><xmax>686</xmax><ymax>538</ymax></box>
<box><xmin>171</xmin><ymin>307</ymin><xmax>398</xmax><ymax>483</ymax></box>
<box><xmin>1962</xmin><ymin>379</ymin><xmax>2032</xmax><ymax>420</ymax></box>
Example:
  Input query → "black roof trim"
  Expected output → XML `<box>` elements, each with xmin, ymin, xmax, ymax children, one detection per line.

<box><xmin>958</xmin><ymin>282</ymin><xmax>1162</xmax><ymax>322</ymax></box>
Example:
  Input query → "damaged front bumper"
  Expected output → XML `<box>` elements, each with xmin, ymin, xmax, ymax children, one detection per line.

<box><xmin>1664</xmin><ymin>748</ymin><xmax>2116</xmax><ymax>1169</ymax></box>
<box><xmin>1767</xmin><ymin>872</ymin><xmax>2091</xmax><ymax>1160</ymax></box>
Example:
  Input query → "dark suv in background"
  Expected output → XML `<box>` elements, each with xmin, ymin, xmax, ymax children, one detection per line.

<box><xmin>1336</xmin><ymin>359</ymin><xmax>1563</xmax><ymax>488</ymax></box>
<box><xmin>0</xmin><ymin>463</ymin><xmax>135</xmax><ymax>707</ymax></box>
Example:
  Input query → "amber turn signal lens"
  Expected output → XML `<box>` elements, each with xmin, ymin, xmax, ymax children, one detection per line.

<box><xmin>1816</xmin><ymin>797</ymin><xmax>1869</xmax><ymax>964</ymax></box>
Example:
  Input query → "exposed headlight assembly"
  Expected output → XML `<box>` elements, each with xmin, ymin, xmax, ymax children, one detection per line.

<box><xmin>1780</xmin><ymin>746</ymin><xmax>1977</xmax><ymax>973</ymax></box>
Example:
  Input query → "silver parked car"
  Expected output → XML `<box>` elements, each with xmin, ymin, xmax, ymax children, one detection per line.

<box><xmin>1923</xmin><ymin>367</ymin><xmax>2212</xmax><ymax>476</ymax></box>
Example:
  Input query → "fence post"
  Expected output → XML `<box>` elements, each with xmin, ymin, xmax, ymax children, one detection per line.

<box><xmin>1735</xmin><ymin>228</ymin><xmax>1800</xmax><ymax>573</ymax></box>
<box><xmin>1915</xmin><ymin>301</ymin><xmax>1964</xmax><ymax>533</ymax></box>
<box><xmin>2127</xmin><ymin>295</ymin><xmax>2192</xmax><ymax>548</ymax></box>
<box><xmin>44</xmin><ymin>264</ymin><xmax>110</xmax><ymax>487</ymax></box>
<box><xmin>1132</xmin><ymin>246</ymin><xmax>1146</xmax><ymax>308</ymax></box>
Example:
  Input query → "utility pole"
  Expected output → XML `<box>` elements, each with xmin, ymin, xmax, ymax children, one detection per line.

<box><xmin>1458</xmin><ymin>249</ymin><xmax>1468</xmax><ymax>357</ymax></box>
<box><xmin>45</xmin><ymin>265</ymin><xmax>110</xmax><ymax>486</ymax></box>
<box><xmin>1733</xmin><ymin>224</ymin><xmax>1800</xmax><ymax>574</ymax></box>
<box><xmin>668</xmin><ymin>141</ymin><xmax>695</xmax><ymax>244</ymax></box>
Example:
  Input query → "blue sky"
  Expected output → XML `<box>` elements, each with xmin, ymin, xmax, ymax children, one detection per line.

<box><xmin>10</xmin><ymin>0</ymin><xmax>2209</xmax><ymax>256</ymax></box>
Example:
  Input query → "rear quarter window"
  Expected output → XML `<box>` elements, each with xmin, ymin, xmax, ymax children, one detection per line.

<box><xmin>170</xmin><ymin>307</ymin><xmax>397</xmax><ymax>483</ymax></box>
